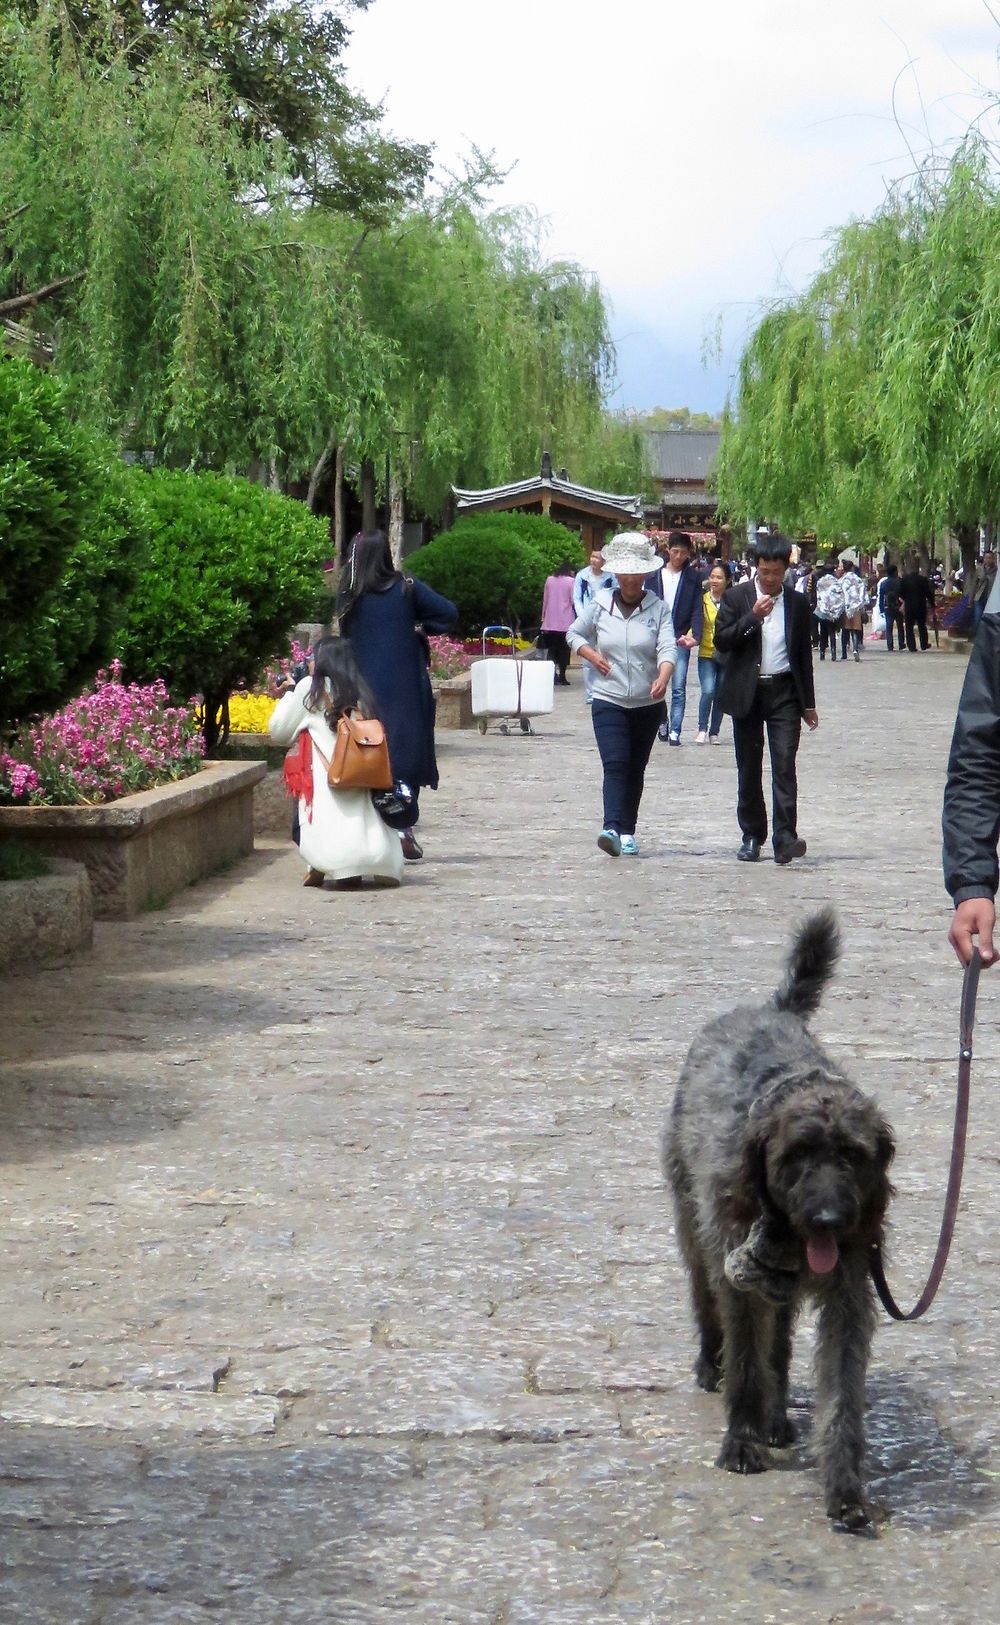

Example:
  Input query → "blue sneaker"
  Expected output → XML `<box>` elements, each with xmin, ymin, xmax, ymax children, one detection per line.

<box><xmin>619</xmin><ymin>835</ymin><xmax>639</xmax><ymax>856</ymax></box>
<box><xmin>597</xmin><ymin>828</ymin><xmax>621</xmax><ymax>857</ymax></box>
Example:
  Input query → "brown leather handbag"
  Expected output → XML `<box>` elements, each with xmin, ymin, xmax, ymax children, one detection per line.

<box><xmin>327</xmin><ymin>712</ymin><xmax>393</xmax><ymax>791</ymax></box>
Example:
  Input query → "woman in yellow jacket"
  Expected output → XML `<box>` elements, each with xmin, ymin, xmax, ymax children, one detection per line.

<box><xmin>695</xmin><ymin>562</ymin><xmax>729</xmax><ymax>743</ymax></box>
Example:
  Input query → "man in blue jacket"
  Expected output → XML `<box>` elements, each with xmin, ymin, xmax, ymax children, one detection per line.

<box><xmin>645</xmin><ymin>532</ymin><xmax>704</xmax><ymax>745</ymax></box>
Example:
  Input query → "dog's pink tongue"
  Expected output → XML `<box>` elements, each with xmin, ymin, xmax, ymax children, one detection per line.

<box><xmin>807</xmin><ymin>1236</ymin><xmax>840</xmax><ymax>1274</ymax></box>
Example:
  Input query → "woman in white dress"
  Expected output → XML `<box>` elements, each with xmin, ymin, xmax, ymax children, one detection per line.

<box><xmin>268</xmin><ymin>637</ymin><xmax>404</xmax><ymax>890</ymax></box>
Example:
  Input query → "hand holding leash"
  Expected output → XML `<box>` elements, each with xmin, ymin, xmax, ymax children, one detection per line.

<box><xmin>870</xmin><ymin>948</ymin><xmax>981</xmax><ymax>1321</ymax></box>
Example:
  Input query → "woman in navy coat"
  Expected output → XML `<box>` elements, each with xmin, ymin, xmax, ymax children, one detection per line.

<box><xmin>338</xmin><ymin>531</ymin><xmax>458</xmax><ymax>860</ymax></box>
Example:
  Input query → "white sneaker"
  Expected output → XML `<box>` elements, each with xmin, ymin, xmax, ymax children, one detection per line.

<box><xmin>710</xmin><ymin>734</ymin><xmax>721</xmax><ymax>744</ymax></box>
<box><xmin>619</xmin><ymin>835</ymin><xmax>639</xmax><ymax>856</ymax></box>
<box><xmin>695</xmin><ymin>731</ymin><xmax>708</xmax><ymax>744</ymax></box>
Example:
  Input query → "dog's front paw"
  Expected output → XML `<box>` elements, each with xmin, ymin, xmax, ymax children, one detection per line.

<box><xmin>768</xmin><ymin>1413</ymin><xmax>797</xmax><ymax>1448</ymax></box>
<box><xmin>717</xmin><ymin>1434</ymin><xmax>769</xmax><ymax>1474</ymax></box>
<box><xmin>828</xmin><ymin>1493</ymin><xmax>875</xmax><ymax>1534</ymax></box>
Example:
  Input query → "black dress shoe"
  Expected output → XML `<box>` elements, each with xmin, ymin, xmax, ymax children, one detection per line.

<box><xmin>737</xmin><ymin>837</ymin><xmax>761</xmax><ymax>862</ymax></box>
<box><xmin>773</xmin><ymin>837</ymin><xmax>807</xmax><ymax>865</ymax></box>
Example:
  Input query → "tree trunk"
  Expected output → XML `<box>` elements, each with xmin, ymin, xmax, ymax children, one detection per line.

<box><xmin>334</xmin><ymin>445</ymin><xmax>346</xmax><ymax>560</ymax></box>
<box><xmin>955</xmin><ymin>522</ymin><xmax>979</xmax><ymax>585</ymax></box>
<box><xmin>307</xmin><ymin>432</ymin><xmax>337</xmax><ymax>513</ymax></box>
<box><xmin>361</xmin><ymin>458</ymin><xmax>377</xmax><ymax>531</ymax></box>
<box><xmin>202</xmin><ymin>691</ymin><xmax>229</xmax><ymax>758</ymax></box>
<box><xmin>388</xmin><ymin>463</ymin><xmax>405</xmax><ymax>568</ymax></box>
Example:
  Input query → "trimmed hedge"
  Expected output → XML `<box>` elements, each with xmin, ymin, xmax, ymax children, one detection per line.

<box><xmin>409</xmin><ymin>512</ymin><xmax>587</xmax><ymax>635</ymax></box>
<box><xmin>0</xmin><ymin>359</ymin><xmax>146</xmax><ymax>728</ymax></box>
<box><xmin>117</xmin><ymin>469</ymin><xmax>331</xmax><ymax>751</ymax></box>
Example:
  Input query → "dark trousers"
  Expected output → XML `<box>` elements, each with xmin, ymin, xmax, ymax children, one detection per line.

<box><xmin>591</xmin><ymin>699</ymin><xmax>666</xmax><ymax>835</ymax></box>
<box><xmin>840</xmin><ymin>626</ymin><xmax>862</xmax><ymax>657</ymax></box>
<box><xmin>733</xmin><ymin>675</ymin><xmax>802</xmax><ymax>850</ymax></box>
<box><xmin>541</xmin><ymin>630</ymin><xmax>570</xmax><ymax>681</ymax></box>
<box><xmin>905</xmin><ymin>612</ymin><xmax>929</xmax><ymax>651</ymax></box>
<box><xmin>884</xmin><ymin>610</ymin><xmax>905</xmax><ymax>650</ymax></box>
<box><xmin>817</xmin><ymin>619</ymin><xmax>840</xmax><ymax>659</ymax></box>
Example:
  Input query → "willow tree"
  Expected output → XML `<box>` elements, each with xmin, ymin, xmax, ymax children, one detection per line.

<box><xmin>0</xmin><ymin>13</ymin><xmax>392</xmax><ymax>474</ymax></box>
<box><xmin>718</xmin><ymin>138</ymin><xmax>1000</xmax><ymax>561</ymax></box>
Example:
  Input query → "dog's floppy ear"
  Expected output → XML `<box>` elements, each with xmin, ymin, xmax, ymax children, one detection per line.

<box><xmin>737</xmin><ymin>1117</ymin><xmax>772</xmax><ymax>1220</ymax></box>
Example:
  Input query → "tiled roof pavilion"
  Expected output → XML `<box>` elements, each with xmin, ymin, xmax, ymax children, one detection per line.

<box><xmin>453</xmin><ymin>453</ymin><xmax>642</xmax><ymax>534</ymax></box>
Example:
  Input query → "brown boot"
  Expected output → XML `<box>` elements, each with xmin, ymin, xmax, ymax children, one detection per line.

<box><xmin>303</xmin><ymin>868</ymin><xmax>325</xmax><ymax>888</ymax></box>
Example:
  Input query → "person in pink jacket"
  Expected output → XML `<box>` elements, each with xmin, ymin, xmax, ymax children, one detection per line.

<box><xmin>540</xmin><ymin>562</ymin><xmax>578</xmax><ymax>685</ymax></box>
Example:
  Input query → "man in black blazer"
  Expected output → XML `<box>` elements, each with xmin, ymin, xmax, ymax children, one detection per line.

<box><xmin>714</xmin><ymin>533</ymin><xmax>819</xmax><ymax>863</ymax></box>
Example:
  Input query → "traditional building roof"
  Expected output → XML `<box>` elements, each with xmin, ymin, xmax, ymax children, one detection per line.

<box><xmin>645</xmin><ymin>429</ymin><xmax>720</xmax><ymax>483</ymax></box>
<box><xmin>454</xmin><ymin>454</ymin><xmax>642</xmax><ymax>525</ymax></box>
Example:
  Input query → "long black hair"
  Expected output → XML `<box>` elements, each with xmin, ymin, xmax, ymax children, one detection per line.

<box><xmin>336</xmin><ymin>530</ymin><xmax>401</xmax><ymax>630</ymax></box>
<box><xmin>305</xmin><ymin>635</ymin><xmax>379</xmax><ymax>720</ymax></box>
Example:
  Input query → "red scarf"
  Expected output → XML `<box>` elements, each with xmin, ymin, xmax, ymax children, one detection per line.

<box><xmin>282</xmin><ymin>730</ymin><xmax>315</xmax><ymax>818</ymax></box>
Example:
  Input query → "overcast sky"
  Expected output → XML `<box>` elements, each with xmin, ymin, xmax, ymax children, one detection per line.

<box><xmin>345</xmin><ymin>0</ymin><xmax>1000</xmax><ymax>414</ymax></box>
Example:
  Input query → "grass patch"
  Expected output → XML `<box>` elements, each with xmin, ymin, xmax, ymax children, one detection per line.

<box><xmin>0</xmin><ymin>841</ymin><xmax>50</xmax><ymax>882</ymax></box>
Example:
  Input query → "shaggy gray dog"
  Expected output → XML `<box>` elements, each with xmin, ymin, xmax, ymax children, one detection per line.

<box><xmin>663</xmin><ymin>910</ymin><xmax>894</xmax><ymax>1533</ymax></box>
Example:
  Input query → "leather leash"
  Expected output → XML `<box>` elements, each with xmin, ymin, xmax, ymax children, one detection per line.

<box><xmin>869</xmin><ymin>948</ymin><xmax>982</xmax><ymax>1321</ymax></box>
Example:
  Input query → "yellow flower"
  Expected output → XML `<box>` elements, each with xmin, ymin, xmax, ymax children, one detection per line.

<box><xmin>227</xmin><ymin>693</ymin><xmax>278</xmax><ymax>733</ymax></box>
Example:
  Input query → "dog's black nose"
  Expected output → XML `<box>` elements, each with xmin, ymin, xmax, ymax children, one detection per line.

<box><xmin>809</xmin><ymin>1208</ymin><xmax>844</xmax><ymax>1230</ymax></box>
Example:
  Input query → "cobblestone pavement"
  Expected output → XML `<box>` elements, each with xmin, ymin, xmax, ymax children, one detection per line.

<box><xmin>2</xmin><ymin>641</ymin><xmax>1000</xmax><ymax>1623</ymax></box>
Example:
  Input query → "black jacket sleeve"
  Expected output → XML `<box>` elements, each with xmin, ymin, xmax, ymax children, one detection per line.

<box><xmin>713</xmin><ymin>586</ymin><xmax>757</xmax><ymax>654</ymax></box>
<box><xmin>942</xmin><ymin>613</ymin><xmax>1000</xmax><ymax>902</ymax></box>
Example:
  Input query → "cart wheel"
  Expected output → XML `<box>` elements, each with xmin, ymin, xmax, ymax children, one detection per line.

<box><xmin>520</xmin><ymin>717</ymin><xmax>533</xmax><ymax>735</ymax></box>
<box><xmin>498</xmin><ymin>722</ymin><xmax>510</xmax><ymax>736</ymax></box>
<box><xmin>477</xmin><ymin>718</ymin><xmax>489</xmax><ymax>735</ymax></box>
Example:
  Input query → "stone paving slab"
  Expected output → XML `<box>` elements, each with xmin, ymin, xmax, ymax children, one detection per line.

<box><xmin>2</xmin><ymin>642</ymin><xmax>1000</xmax><ymax>1621</ymax></box>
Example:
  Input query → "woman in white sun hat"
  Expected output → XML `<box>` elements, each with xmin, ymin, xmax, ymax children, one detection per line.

<box><xmin>566</xmin><ymin>532</ymin><xmax>676</xmax><ymax>856</ymax></box>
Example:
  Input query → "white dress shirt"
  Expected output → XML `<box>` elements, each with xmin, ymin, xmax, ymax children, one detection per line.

<box><xmin>756</xmin><ymin>580</ymin><xmax>790</xmax><ymax>675</ymax></box>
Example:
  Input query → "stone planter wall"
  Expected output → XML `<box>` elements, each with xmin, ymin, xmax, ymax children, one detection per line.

<box><xmin>0</xmin><ymin>761</ymin><xmax>266</xmax><ymax>919</ymax></box>
<box><xmin>0</xmin><ymin>858</ymin><xmax>93</xmax><ymax>974</ymax></box>
<box><xmin>435</xmin><ymin>673</ymin><xmax>474</xmax><ymax>730</ymax></box>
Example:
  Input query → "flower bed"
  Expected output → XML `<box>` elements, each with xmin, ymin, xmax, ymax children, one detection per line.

<box><xmin>0</xmin><ymin>664</ymin><xmax>203</xmax><ymax>806</ymax></box>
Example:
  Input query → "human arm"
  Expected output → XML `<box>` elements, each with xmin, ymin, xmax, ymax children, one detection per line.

<box><xmin>566</xmin><ymin>598</ymin><xmax>609</xmax><ymax>671</ymax></box>
<box><xmin>686</xmin><ymin>576</ymin><xmax>704</xmax><ymax>648</ymax></box>
<box><xmin>649</xmin><ymin>605</ymin><xmax>677</xmax><ymax>698</ymax></box>
<box><xmin>713</xmin><ymin>587</ymin><xmax>760</xmax><ymax>654</ymax></box>
<box><xmin>409</xmin><ymin>577</ymin><xmax>459</xmax><ymax>635</ymax></box>
<box><xmin>267</xmin><ymin>677</ymin><xmax>311</xmax><ymax>746</ymax></box>
<box><xmin>943</xmin><ymin>615</ymin><xmax>1000</xmax><ymax>964</ymax></box>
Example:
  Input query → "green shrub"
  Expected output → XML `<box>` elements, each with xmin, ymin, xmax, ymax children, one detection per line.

<box><xmin>0</xmin><ymin>359</ymin><xmax>146</xmax><ymax>728</ymax></box>
<box><xmin>116</xmin><ymin>469</ymin><xmax>331</xmax><ymax>752</ymax></box>
<box><xmin>409</xmin><ymin>513</ymin><xmax>586</xmax><ymax>635</ymax></box>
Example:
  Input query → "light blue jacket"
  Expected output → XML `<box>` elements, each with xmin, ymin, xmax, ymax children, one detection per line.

<box><xmin>567</xmin><ymin>588</ymin><xmax>677</xmax><ymax>709</ymax></box>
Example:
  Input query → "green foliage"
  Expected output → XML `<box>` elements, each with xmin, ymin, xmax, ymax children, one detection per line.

<box><xmin>9</xmin><ymin>0</ymin><xmax>431</xmax><ymax>220</ymax></box>
<box><xmin>1</xmin><ymin>9</ymin><xmax>631</xmax><ymax>528</ymax></box>
<box><xmin>0</xmin><ymin>842</ymin><xmax>49</xmax><ymax>882</ymax></box>
<box><xmin>409</xmin><ymin>518</ymin><xmax>552</xmax><ymax>636</ymax></box>
<box><xmin>116</xmin><ymin>468</ymin><xmax>330</xmax><ymax>748</ymax></box>
<box><xmin>639</xmin><ymin>406</ymin><xmax>722</xmax><ymax>431</ymax></box>
<box><xmin>0</xmin><ymin>358</ymin><xmax>146</xmax><ymax>728</ymax></box>
<box><xmin>718</xmin><ymin>140</ymin><xmax>1000</xmax><ymax>543</ymax></box>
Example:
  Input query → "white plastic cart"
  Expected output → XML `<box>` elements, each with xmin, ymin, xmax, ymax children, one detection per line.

<box><xmin>471</xmin><ymin>624</ymin><xmax>555</xmax><ymax>736</ymax></box>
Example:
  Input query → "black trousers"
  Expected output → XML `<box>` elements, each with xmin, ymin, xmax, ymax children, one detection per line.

<box><xmin>541</xmin><ymin>630</ymin><xmax>570</xmax><ymax>681</ymax></box>
<box><xmin>817</xmin><ymin>619</ymin><xmax>840</xmax><ymax>659</ymax></box>
<box><xmin>591</xmin><ymin>698</ymin><xmax>666</xmax><ymax>835</ymax></box>
<box><xmin>905</xmin><ymin>612</ymin><xmax>929</xmax><ymax>651</ymax></box>
<box><xmin>733</xmin><ymin>675</ymin><xmax>802</xmax><ymax>850</ymax></box>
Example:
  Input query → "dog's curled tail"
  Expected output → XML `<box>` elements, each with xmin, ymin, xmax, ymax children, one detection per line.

<box><xmin>773</xmin><ymin>909</ymin><xmax>841</xmax><ymax>1018</ymax></box>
